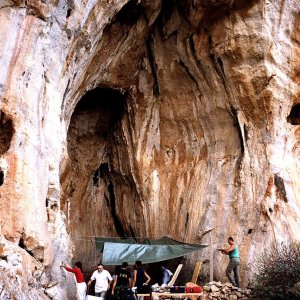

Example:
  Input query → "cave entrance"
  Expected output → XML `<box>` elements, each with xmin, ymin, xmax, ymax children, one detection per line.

<box><xmin>0</xmin><ymin>110</ymin><xmax>14</xmax><ymax>187</ymax></box>
<box><xmin>0</xmin><ymin>110</ymin><xmax>14</xmax><ymax>156</ymax></box>
<box><xmin>70</xmin><ymin>88</ymin><xmax>127</xmax><ymax>138</ymax></box>
<box><xmin>63</xmin><ymin>87</ymin><xmax>131</xmax><ymax>270</ymax></box>
<box><xmin>287</xmin><ymin>103</ymin><xmax>300</xmax><ymax>125</ymax></box>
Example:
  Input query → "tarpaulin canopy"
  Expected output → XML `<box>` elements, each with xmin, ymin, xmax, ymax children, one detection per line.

<box><xmin>95</xmin><ymin>236</ymin><xmax>207</xmax><ymax>265</ymax></box>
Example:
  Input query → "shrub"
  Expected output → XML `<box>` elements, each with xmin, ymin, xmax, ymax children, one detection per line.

<box><xmin>252</xmin><ymin>242</ymin><xmax>300</xmax><ymax>299</ymax></box>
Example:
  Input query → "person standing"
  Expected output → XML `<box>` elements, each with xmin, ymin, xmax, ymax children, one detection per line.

<box><xmin>88</xmin><ymin>264</ymin><xmax>113</xmax><ymax>298</ymax></box>
<box><xmin>160</xmin><ymin>265</ymin><xmax>173</xmax><ymax>285</ymax></box>
<box><xmin>112</xmin><ymin>265</ymin><xmax>121</xmax><ymax>282</ymax></box>
<box><xmin>218</xmin><ymin>236</ymin><xmax>240</xmax><ymax>287</ymax></box>
<box><xmin>132</xmin><ymin>261</ymin><xmax>151</xmax><ymax>292</ymax></box>
<box><xmin>112</xmin><ymin>262</ymin><xmax>132</xmax><ymax>300</ymax></box>
<box><xmin>62</xmin><ymin>262</ymin><xmax>87</xmax><ymax>300</ymax></box>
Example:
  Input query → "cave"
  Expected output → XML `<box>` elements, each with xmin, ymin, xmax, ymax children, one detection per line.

<box><xmin>69</xmin><ymin>88</ymin><xmax>127</xmax><ymax>139</ymax></box>
<box><xmin>0</xmin><ymin>170</ymin><xmax>4</xmax><ymax>186</ymax></box>
<box><xmin>63</xmin><ymin>87</ymin><xmax>141</xmax><ymax>270</ymax></box>
<box><xmin>60</xmin><ymin>0</ymin><xmax>259</xmax><ymax>279</ymax></box>
<box><xmin>2</xmin><ymin>0</ymin><xmax>300</xmax><ymax>298</ymax></box>
<box><xmin>0</xmin><ymin>110</ymin><xmax>14</xmax><ymax>156</ymax></box>
<box><xmin>287</xmin><ymin>103</ymin><xmax>300</xmax><ymax>125</ymax></box>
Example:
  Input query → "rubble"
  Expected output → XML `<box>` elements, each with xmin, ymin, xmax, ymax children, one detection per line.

<box><xmin>202</xmin><ymin>282</ymin><xmax>251</xmax><ymax>300</ymax></box>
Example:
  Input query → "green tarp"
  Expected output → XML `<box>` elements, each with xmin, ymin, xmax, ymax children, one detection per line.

<box><xmin>95</xmin><ymin>236</ymin><xmax>206</xmax><ymax>265</ymax></box>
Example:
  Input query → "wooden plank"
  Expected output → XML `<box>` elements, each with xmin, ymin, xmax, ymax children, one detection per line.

<box><xmin>190</xmin><ymin>261</ymin><xmax>202</xmax><ymax>283</ymax></box>
<box><xmin>167</xmin><ymin>264</ymin><xmax>183</xmax><ymax>286</ymax></box>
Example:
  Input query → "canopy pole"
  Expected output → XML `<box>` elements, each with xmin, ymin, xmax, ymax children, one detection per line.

<box><xmin>209</xmin><ymin>233</ymin><xmax>213</xmax><ymax>282</ymax></box>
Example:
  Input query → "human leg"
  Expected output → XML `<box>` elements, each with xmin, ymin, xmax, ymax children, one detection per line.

<box><xmin>114</xmin><ymin>286</ymin><xmax>122</xmax><ymax>300</ymax></box>
<box><xmin>225</xmin><ymin>260</ymin><xmax>237</xmax><ymax>286</ymax></box>
<box><xmin>233</xmin><ymin>261</ymin><xmax>240</xmax><ymax>288</ymax></box>
<box><xmin>76</xmin><ymin>282</ymin><xmax>87</xmax><ymax>300</ymax></box>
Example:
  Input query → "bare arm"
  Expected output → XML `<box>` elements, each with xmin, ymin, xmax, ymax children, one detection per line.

<box><xmin>218</xmin><ymin>244</ymin><xmax>235</xmax><ymax>255</ymax></box>
<box><xmin>88</xmin><ymin>273</ymin><xmax>95</xmax><ymax>286</ymax></box>
<box><xmin>111</xmin><ymin>276</ymin><xmax>117</xmax><ymax>294</ymax></box>
<box><xmin>132</xmin><ymin>270</ymin><xmax>137</xmax><ymax>287</ymax></box>
<box><xmin>62</xmin><ymin>264</ymin><xmax>75</xmax><ymax>273</ymax></box>
<box><xmin>129</xmin><ymin>277</ymin><xmax>132</xmax><ymax>288</ymax></box>
<box><xmin>144</xmin><ymin>271</ymin><xmax>151</xmax><ymax>284</ymax></box>
<box><xmin>88</xmin><ymin>279</ymin><xmax>94</xmax><ymax>286</ymax></box>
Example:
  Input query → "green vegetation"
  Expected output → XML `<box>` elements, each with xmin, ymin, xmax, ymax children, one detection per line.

<box><xmin>252</xmin><ymin>242</ymin><xmax>300</xmax><ymax>299</ymax></box>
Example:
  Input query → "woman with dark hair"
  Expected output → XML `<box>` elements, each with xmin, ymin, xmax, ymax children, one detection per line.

<box><xmin>132</xmin><ymin>260</ymin><xmax>151</xmax><ymax>297</ymax></box>
<box><xmin>62</xmin><ymin>261</ymin><xmax>87</xmax><ymax>300</ymax></box>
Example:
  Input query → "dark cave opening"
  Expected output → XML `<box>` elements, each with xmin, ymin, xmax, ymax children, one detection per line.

<box><xmin>66</xmin><ymin>8</ymin><xmax>72</xmax><ymax>18</ymax></box>
<box><xmin>113</xmin><ymin>0</ymin><xmax>144</xmax><ymax>25</ymax></box>
<box><xmin>18</xmin><ymin>237</ymin><xmax>35</xmax><ymax>258</ymax></box>
<box><xmin>0</xmin><ymin>110</ymin><xmax>14</xmax><ymax>156</ymax></box>
<box><xmin>274</xmin><ymin>174</ymin><xmax>288</xmax><ymax>202</ymax></box>
<box><xmin>287</xmin><ymin>103</ymin><xmax>300</xmax><ymax>125</ymax></box>
<box><xmin>107</xmin><ymin>182</ymin><xmax>127</xmax><ymax>237</ymax></box>
<box><xmin>0</xmin><ymin>170</ymin><xmax>4</xmax><ymax>186</ymax></box>
<box><xmin>64</xmin><ymin>87</ymin><xmax>129</xmax><ymax>266</ymax></box>
<box><xmin>93</xmin><ymin>168</ymin><xmax>101</xmax><ymax>186</ymax></box>
<box><xmin>93</xmin><ymin>163</ymin><xmax>109</xmax><ymax>186</ymax></box>
<box><xmin>72</xmin><ymin>88</ymin><xmax>127</xmax><ymax>138</ymax></box>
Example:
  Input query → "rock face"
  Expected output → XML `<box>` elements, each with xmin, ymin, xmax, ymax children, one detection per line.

<box><xmin>0</xmin><ymin>0</ymin><xmax>300</xmax><ymax>298</ymax></box>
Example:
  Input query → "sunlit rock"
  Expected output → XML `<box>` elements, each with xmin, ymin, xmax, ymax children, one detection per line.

<box><xmin>0</xmin><ymin>0</ymin><xmax>300</xmax><ymax>298</ymax></box>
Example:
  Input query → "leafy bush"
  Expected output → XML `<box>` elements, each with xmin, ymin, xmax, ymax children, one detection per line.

<box><xmin>252</xmin><ymin>242</ymin><xmax>300</xmax><ymax>299</ymax></box>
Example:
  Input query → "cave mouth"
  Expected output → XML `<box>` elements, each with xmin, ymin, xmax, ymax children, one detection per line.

<box><xmin>71</xmin><ymin>87</ymin><xmax>127</xmax><ymax>138</ymax></box>
<box><xmin>287</xmin><ymin>103</ymin><xmax>300</xmax><ymax>125</ymax></box>
<box><xmin>113</xmin><ymin>0</ymin><xmax>144</xmax><ymax>25</ymax></box>
<box><xmin>0</xmin><ymin>110</ymin><xmax>14</xmax><ymax>156</ymax></box>
<box><xmin>64</xmin><ymin>87</ymin><xmax>128</xmax><ymax>234</ymax></box>
<box><xmin>63</xmin><ymin>87</ymin><xmax>131</xmax><ymax>266</ymax></box>
<box><xmin>0</xmin><ymin>170</ymin><xmax>4</xmax><ymax>186</ymax></box>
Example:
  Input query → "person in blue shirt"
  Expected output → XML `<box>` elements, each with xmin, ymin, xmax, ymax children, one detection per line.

<box><xmin>161</xmin><ymin>265</ymin><xmax>173</xmax><ymax>285</ymax></box>
<box><xmin>218</xmin><ymin>236</ymin><xmax>240</xmax><ymax>287</ymax></box>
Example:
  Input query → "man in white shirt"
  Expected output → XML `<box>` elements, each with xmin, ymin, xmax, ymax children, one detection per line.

<box><xmin>88</xmin><ymin>264</ymin><xmax>112</xmax><ymax>298</ymax></box>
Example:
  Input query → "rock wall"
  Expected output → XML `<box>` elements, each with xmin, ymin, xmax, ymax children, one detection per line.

<box><xmin>0</xmin><ymin>0</ymin><xmax>300</xmax><ymax>298</ymax></box>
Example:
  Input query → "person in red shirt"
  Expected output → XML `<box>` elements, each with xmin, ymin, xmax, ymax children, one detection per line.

<box><xmin>62</xmin><ymin>262</ymin><xmax>87</xmax><ymax>300</ymax></box>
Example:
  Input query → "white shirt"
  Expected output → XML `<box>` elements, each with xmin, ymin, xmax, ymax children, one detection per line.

<box><xmin>91</xmin><ymin>269</ymin><xmax>112</xmax><ymax>293</ymax></box>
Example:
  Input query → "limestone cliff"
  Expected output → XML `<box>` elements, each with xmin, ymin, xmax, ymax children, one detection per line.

<box><xmin>0</xmin><ymin>0</ymin><xmax>300</xmax><ymax>298</ymax></box>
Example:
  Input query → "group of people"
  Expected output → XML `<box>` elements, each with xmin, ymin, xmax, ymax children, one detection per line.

<box><xmin>62</xmin><ymin>260</ymin><xmax>170</xmax><ymax>300</ymax></box>
<box><xmin>62</xmin><ymin>236</ymin><xmax>240</xmax><ymax>300</ymax></box>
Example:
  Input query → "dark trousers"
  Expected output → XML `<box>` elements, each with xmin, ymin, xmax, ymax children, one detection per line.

<box><xmin>226</xmin><ymin>258</ymin><xmax>240</xmax><ymax>287</ymax></box>
<box><xmin>114</xmin><ymin>286</ymin><xmax>134</xmax><ymax>300</ymax></box>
